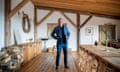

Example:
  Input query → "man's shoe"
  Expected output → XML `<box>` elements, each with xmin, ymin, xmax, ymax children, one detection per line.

<box><xmin>56</xmin><ymin>66</ymin><xmax>59</xmax><ymax>70</ymax></box>
<box><xmin>65</xmin><ymin>66</ymin><xmax>69</xmax><ymax>69</ymax></box>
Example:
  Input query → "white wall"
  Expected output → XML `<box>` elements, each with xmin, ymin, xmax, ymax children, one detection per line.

<box><xmin>37</xmin><ymin>10</ymin><xmax>77</xmax><ymax>51</ymax></box>
<box><xmin>11</xmin><ymin>1</ymin><xmax>34</xmax><ymax>45</ymax></box>
<box><xmin>0</xmin><ymin>0</ymin><xmax>4</xmax><ymax>50</ymax></box>
<box><xmin>80</xmin><ymin>15</ymin><xmax>120</xmax><ymax>45</ymax></box>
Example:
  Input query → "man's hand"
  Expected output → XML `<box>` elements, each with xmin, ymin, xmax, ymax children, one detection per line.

<box><xmin>57</xmin><ymin>37</ymin><xmax>59</xmax><ymax>39</ymax></box>
<box><xmin>66</xmin><ymin>36</ymin><xmax>68</xmax><ymax>39</ymax></box>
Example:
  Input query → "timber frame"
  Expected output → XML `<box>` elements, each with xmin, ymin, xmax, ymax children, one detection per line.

<box><xmin>4</xmin><ymin>0</ymin><xmax>93</xmax><ymax>51</ymax></box>
<box><xmin>5</xmin><ymin>0</ymin><xmax>119</xmax><ymax>51</ymax></box>
<box><xmin>35</xmin><ymin>6</ymin><xmax>93</xmax><ymax>51</ymax></box>
<box><xmin>32</xmin><ymin>0</ymin><xmax>120</xmax><ymax>19</ymax></box>
<box><xmin>35</xmin><ymin>6</ymin><xmax>120</xmax><ymax>19</ymax></box>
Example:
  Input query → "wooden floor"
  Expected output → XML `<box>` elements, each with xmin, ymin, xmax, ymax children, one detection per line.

<box><xmin>19</xmin><ymin>52</ymin><xmax>80</xmax><ymax>72</ymax></box>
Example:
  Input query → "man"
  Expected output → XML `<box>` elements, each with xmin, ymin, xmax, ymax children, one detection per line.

<box><xmin>51</xmin><ymin>18</ymin><xmax>70</xmax><ymax>70</ymax></box>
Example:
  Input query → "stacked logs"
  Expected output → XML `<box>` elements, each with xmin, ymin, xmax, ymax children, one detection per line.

<box><xmin>0</xmin><ymin>46</ymin><xmax>24</xmax><ymax>72</ymax></box>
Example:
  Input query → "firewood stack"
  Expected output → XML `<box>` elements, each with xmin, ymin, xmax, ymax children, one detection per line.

<box><xmin>0</xmin><ymin>46</ymin><xmax>24</xmax><ymax>72</ymax></box>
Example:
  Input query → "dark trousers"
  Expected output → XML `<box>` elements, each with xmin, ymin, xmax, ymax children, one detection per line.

<box><xmin>56</xmin><ymin>43</ymin><xmax>68</xmax><ymax>67</ymax></box>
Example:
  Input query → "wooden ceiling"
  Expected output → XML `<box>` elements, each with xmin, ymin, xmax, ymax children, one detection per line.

<box><xmin>32</xmin><ymin>0</ymin><xmax>120</xmax><ymax>19</ymax></box>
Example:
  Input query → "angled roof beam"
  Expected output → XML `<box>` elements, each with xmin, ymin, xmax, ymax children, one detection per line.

<box><xmin>37</xmin><ymin>10</ymin><xmax>54</xmax><ymax>25</ymax></box>
<box><xmin>7</xmin><ymin>0</ymin><xmax>29</xmax><ymax>19</ymax></box>
<box><xmin>60</xmin><ymin>11</ymin><xmax>77</xmax><ymax>28</ymax></box>
<box><xmin>80</xmin><ymin>16</ymin><xmax>93</xmax><ymax>28</ymax></box>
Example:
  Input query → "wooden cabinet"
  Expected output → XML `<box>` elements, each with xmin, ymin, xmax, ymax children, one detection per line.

<box><xmin>23</xmin><ymin>42</ymin><xmax>41</xmax><ymax>63</ymax></box>
<box><xmin>23</xmin><ymin>45</ymin><xmax>28</xmax><ymax>63</ymax></box>
<box><xmin>35</xmin><ymin>43</ymin><xmax>41</xmax><ymax>56</ymax></box>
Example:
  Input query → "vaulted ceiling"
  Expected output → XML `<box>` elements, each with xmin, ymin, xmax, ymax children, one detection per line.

<box><xmin>32</xmin><ymin>0</ymin><xmax>120</xmax><ymax>18</ymax></box>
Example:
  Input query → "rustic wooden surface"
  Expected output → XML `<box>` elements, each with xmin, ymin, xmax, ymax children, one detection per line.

<box><xmin>80</xmin><ymin>45</ymin><xmax>120</xmax><ymax>70</ymax></box>
<box><xmin>32</xmin><ymin>0</ymin><xmax>120</xmax><ymax>18</ymax></box>
<box><xmin>19</xmin><ymin>52</ymin><xmax>79</xmax><ymax>72</ymax></box>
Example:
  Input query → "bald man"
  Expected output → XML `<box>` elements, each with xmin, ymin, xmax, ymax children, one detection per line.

<box><xmin>51</xmin><ymin>18</ymin><xmax>70</xmax><ymax>70</ymax></box>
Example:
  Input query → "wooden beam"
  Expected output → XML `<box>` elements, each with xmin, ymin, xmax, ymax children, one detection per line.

<box><xmin>60</xmin><ymin>11</ymin><xmax>77</xmax><ymax>28</ymax></box>
<box><xmin>34</xmin><ymin>7</ymin><xmax>37</xmax><ymax>41</ymax></box>
<box><xmin>76</xmin><ymin>13</ymin><xmax>80</xmax><ymax>52</ymax></box>
<box><xmin>36</xmin><ymin>6</ymin><xmax>77</xmax><ymax>14</ymax></box>
<box><xmin>32</xmin><ymin>0</ymin><xmax>120</xmax><ymax>18</ymax></box>
<box><xmin>80</xmin><ymin>16</ymin><xmax>92</xmax><ymax>28</ymax></box>
<box><xmin>37</xmin><ymin>10</ymin><xmax>54</xmax><ymax>25</ymax></box>
<box><xmin>5</xmin><ymin>0</ymin><xmax>11</xmax><ymax>46</ymax></box>
<box><xmin>7</xmin><ymin>0</ymin><xmax>29</xmax><ymax>19</ymax></box>
<box><xmin>36</xmin><ymin>6</ymin><xmax>120</xmax><ymax>20</ymax></box>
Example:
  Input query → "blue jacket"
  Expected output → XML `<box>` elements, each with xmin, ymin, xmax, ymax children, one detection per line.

<box><xmin>51</xmin><ymin>25</ymin><xmax>70</xmax><ymax>44</ymax></box>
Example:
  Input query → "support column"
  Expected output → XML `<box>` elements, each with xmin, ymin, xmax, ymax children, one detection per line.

<box><xmin>5</xmin><ymin>0</ymin><xmax>11</xmax><ymax>46</ymax></box>
<box><xmin>76</xmin><ymin>13</ymin><xmax>80</xmax><ymax>52</ymax></box>
<box><xmin>34</xmin><ymin>6</ymin><xmax>38</xmax><ymax>41</ymax></box>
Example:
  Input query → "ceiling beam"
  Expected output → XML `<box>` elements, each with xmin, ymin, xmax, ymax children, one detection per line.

<box><xmin>32</xmin><ymin>0</ymin><xmax>120</xmax><ymax>19</ymax></box>
<box><xmin>80</xmin><ymin>16</ymin><xmax>93</xmax><ymax>28</ymax></box>
<box><xmin>37</xmin><ymin>10</ymin><xmax>54</xmax><ymax>25</ymax></box>
<box><xmin>60</xmin><ymin>11</ymin><xmax>77</xmax><ymax>28</ymax></box>
<box><xmin>36</xmin><ymin>6</ymin><xmax>77</xmax><ymax>14</ymax></box>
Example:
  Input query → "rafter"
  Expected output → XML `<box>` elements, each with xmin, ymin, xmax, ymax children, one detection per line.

<box><xmin>7</xmin><ymin>0</ymin><xmax>29</xmax><ymax>19</ymax></box>
<box><xmin>32</xmin><ymin>0</ymin><xmax>120</xmax><ymax>19</ymax></box>
<box><xmin>60</xmin><ymin>12</ymin><xmax>77</xmax><ymax>28</ymax></box>
<box><xmin>80</xmin><ymin>16</ymin><xmax>92</xmax><ymax>28</ymax></box>
<box><xmin>37</xmin><ymin>10</ymin><xmax>54</xmax><ymax>25</ymax></box>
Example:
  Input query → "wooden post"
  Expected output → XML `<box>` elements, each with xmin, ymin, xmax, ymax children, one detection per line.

<box><xmin>76</xmin><ymin>13</ymin><xmax>80</xmax><ymax>52</ymax></box>
<box><xmin>34</xmin><ymin>7</ymin><xmax>37</xmax><ymax>41</ymax></box>
<box><xmin>5</xmin><ymin>0</ymin><xmax>11</xmax><ymax>46</ymax></box>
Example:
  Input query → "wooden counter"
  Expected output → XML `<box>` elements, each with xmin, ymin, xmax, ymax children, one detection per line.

<box><xmin>22</xmin><ymin>42</ymin><xmax>41</xmax><ymax>63</ymax></box>
<box><xmin>78</xmin><ymin>45</ymin><xmax>120</xmax><ymax>72</ymax></box>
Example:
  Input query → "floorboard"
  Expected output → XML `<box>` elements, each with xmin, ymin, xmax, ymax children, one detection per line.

<box><xmin>19</xmin><ymin>52</ymin><xmax>79</xmax><ymax>72</ymax></box>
